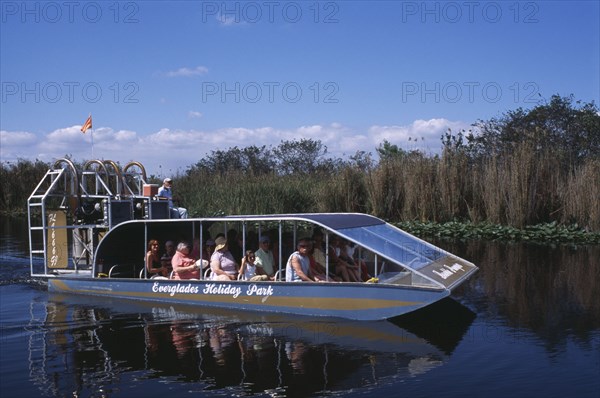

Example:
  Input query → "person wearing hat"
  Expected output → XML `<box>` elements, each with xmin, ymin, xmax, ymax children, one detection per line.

<box><xmin>157</xmin><ymin>177</ymin><xmax>188</xmax><ymax>219</ymax></box>
<box><xmin>254</xmin><ymin>235</ymin><xmax>276</xmax><ymax>280</ymax></box>
<box><xmin>210</xmin><ymin>236</ymin><xmax>239</xmax><ymax>281</ymax></box>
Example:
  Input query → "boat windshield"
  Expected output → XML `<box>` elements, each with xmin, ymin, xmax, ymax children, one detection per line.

<box><xmin>338</xmin><ymin>223</ymin><xmax>445</xmax><ymax>271</ymax></box>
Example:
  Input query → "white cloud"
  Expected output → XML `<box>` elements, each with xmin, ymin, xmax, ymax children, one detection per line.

<box><xmin>165</xmin><ymin>66</ymin><xmax>209</xmax><ymax>77</ymax></box>
<box><xmin>188</xmin><ymin>111</ymin><xmax>203</xmax><ymax>119</ymax></box>
<box><xmin>0</xmin><ymin>130</ymin><xmax>40</xmax><ymax>163</ymax></box>
<box><xmin>0</xmin><ymin>130</ymin><xmax>37</xmax><ymax>146</ymax></box>
<box><xmin>148</xmin><ymin>128</ymin><xmax>207</xmax><ymax>148</ymax></box>
<box><xmin>46</xmin><ymin>125</ymin><xmax>84</xmax><ymax>141</ymax></box>
<box><xmin>369</xmin><ymin>119</ymin><xmax>469</xmax><ymax>154</ymax></box>
<box><xmin>0</xmin><ymin>118</ymin><xmax>469</xmax><ymax>175</ymax></box>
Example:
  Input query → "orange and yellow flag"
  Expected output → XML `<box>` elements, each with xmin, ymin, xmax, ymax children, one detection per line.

<box><xmin>81</xmin><ymin>115</ymin><xmax>92</xmax><ymax>133</ymax></box>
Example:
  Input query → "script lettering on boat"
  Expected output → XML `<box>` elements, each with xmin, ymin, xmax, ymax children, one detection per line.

<box><xmin>420</xmin><ymin>257</ymin><xmax>475</xmax><ymax>288</ymax></box>
<box><xmin>432</xmin><ymin>263</ymin><xmax>465</xmax><ymax>279</ymax></box>
<box><xmin>203</xmin><ymin>283</ymin><xmax>243</xmax><ymax>298</ymax></box>
<box><xmin>150</xmin><ymin>282</ymin><xmax>275</xmax><ymax>300</ymax></box>
<box><xmin>152</xmin><ymin>282</ymin><xmax>200</xmax><ymax>297</ymax></box>
<box><xmin>47</xmin><ymin>211</ymin><xmax>68</xmax><ymax>269</ymax></box>
<box><xmin>201</xmin><ymin>283</ymin><xmax>274</xmax><ymax>299</ymax></box>
<box><xmin>246</xmin><ymin>284</ymin><xmax>274</xmax><ymax>297</ymax></box>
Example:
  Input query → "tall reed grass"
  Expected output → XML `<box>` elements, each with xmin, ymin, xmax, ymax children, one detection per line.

<box><xmin>175</xmin><ymin>142</ymin><xmax>598</xmax><ymax>231</ymax></box>
<box><xmin>2</xmin><ymin>144</ymin><xmax>598</xmax><ymax>231</ymax></box>
<box><xmin>561</xmin><ymin>159</ymin><xmax>600</xmax><ymax>230</ymax></box>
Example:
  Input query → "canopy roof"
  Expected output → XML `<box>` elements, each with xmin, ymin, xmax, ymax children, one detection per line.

<box><xmin>224</xmin><ymin>213</ymin><xmax>385</xmax><ymax>230</ymax></box>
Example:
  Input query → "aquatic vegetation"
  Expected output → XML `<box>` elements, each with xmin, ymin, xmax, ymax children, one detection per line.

<box><xmin>396</xmin><ymin>220</ymin><xmax>600</xmax><ymax>245</ymax></box>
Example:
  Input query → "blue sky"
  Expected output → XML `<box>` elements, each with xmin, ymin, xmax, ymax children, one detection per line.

<box><xmin>1</xmin><ymin>0</ymin><xmax>599</xmax><ymax>176</ymax></box>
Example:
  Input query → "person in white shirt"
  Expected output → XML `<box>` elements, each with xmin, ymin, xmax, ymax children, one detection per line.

<box><xmin>157</xmin><ymin>178</ymin><xmax>188</xmax><ymax>219</ymax></box>
<box><xmin>239</xmin><ymin>250</ymin><xmax>268</xmax><ymax>281</ymax></box>
<box><xmin>254</xmin><ymin>236</ymin><xmax>276</xmax><ymax>280</ymax></box>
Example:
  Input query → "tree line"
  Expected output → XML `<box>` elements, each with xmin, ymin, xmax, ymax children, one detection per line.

<box><xmin>2</xmin><ymin>95</ymin><xmax>598</xmax><ymax>231</ymax></box>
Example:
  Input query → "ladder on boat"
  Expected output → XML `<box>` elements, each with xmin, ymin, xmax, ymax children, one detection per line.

<box><xmin>27</xmin><ymin>167</ymin><xmax>70</xmax><ymax>276</ymax></box>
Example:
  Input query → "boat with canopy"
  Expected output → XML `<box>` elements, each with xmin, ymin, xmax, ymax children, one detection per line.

<box><xmin>28</xmin><ymin>159</ymin><xmax>477</xmax><ymax>320</ymax></box>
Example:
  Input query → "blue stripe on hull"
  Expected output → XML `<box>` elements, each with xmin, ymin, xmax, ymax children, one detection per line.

<box><xmin>48</xmin><ymin>278</ymin><xmax>449</xmax><ymax>321</ymax></box>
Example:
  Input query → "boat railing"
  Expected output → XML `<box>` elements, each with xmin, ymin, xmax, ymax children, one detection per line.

<box><xmin>108</xmin><ymin>263</ymin><xmax>141</xmax><ymax>279</ymax></box>
<box><xmin>121</xmin><ymin>161</ymin><xmax>148</xmax><ymax>197</ymax></box>
<box><xmin>273</xmin><ymin>269</ymin><xmax>286</xmax><ymax>281</ymax></box>
<box><xmin>82</xmin><ymin>160</ymin><xmax>113</xmax><ymax>196</ymax></box>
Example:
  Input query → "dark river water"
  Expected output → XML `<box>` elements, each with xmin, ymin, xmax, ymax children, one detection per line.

<box><xmin>1</xmin><ymin>217</ymin><xmax>599</xmax><ymax>397</ymax></box>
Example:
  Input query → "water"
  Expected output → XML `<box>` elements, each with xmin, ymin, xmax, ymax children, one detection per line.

<box><xmin>1</xmin><ymin>217</ymin><xmax>599</xmax><ymax>397</ymax></box>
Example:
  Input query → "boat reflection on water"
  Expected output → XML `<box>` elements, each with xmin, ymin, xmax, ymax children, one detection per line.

<box><xmin>29</xmin><ymin>294</ymin><xmax>475</xmax><ymax>396</ymax></box>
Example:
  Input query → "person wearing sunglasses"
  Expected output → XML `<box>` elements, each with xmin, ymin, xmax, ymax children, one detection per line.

<box><xmin>145</xmin><ymin>239</ymin><xmax>168</xmax><ymax>277</ymax></box>
<box><xmin>285</xmin><ymin>238</ymin><xmax>316</xmax><ymax>282</ymax></box>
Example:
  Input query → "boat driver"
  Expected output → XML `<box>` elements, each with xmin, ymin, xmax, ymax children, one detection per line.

<box><xmin>157</xmin><ymin>178</ymin><xmax>188</xmax><ymax>219</ymax></box>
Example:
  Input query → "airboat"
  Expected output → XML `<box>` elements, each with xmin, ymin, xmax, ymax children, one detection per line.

<box><xmin>28</xmin><ymin>158</ymin><xmax>477</xmax><ymax>321</ymax></box>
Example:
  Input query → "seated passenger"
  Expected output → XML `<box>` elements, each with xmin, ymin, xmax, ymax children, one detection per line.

<box><xmin>145</xmin><ymin>239</ymin><xmax>168</xmax><ymax>277</ymax></box>
<box><xmin>254</xmin><ymin>236</ymin><xmax>276</xmax><ymax>280</ymax></box>
<box><xmin>308</xmin><ymin>246</ymin><xmax>341</xmax><ymax>282</ymax></box>
<box><xmin>189</xmin><ymin>238</ymin><xmax>210</xmax><ymax>272</ymax></box>
<box><xmin>240</xmin><ymin>250</ymin><xmax>269</xmax><ymax>281</ymax></box>
<box><xmin>171</xmin><ymin>241</ymin><xmax>200</xmax><ymax>280</ymax></box>
<box><xmin>161</xmin><ymin>240</ymin><xmax>176</xmax><ymax>274</ymax></box>
<box><xmin>311</xmin><ymin>231</ymin><xmax>339</xmax><ymax>280</ymax></box>
<box><xmin>344</xmin><ymin>241</ymin><xmax>373</xmax><ymax>282</ymax></box>
<box><xmin>210</xmin><ymin>236</ymin><xmax>239</xmax><ymax>281</ymax></box>
<box><xmin>308</xmin><ymin>248</ymin><xmax>328</xmax><ymax>281</ymax></box>
<box><xmin>328</xmin><ymin>236</ymin><xmax>359</xmax><ymax>282</ymax></box>
<box><xmin>285</xmin><ymin>238</ymin><xmax>316</xmax><ymax>282</ymax></box>
<box><xmin>157</xmin><ymin>178</ymin><xmax>188</xmax><ymax>219</ymax></box>
<box><xmin>340</xmin><ymin>238</ymin><xmax>369</xmax><ymax>281</ymax></box>
<box><xmin>201</xmin><ymin>239</ymin><xmax>216</xmax><ymax>261</ymax></box>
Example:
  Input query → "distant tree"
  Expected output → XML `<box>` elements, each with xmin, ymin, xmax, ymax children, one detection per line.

<box><xmin>376</xmin><ymin>139</ymin><xmax>426</xmax><ymax>162</ymax></box>
<box><xmin>458</xmin><ymin>94</ymin><xmax>600</xmax><ymax>165</ymax></box>
<box><xmin>272</xmin><ymin>138</ymin><xmax>330</xmax><ymax>175</ymax></box>
<box><xmin>189</xmin><ymin>145</ymin><xmax>274</xmax><ymax>175</ymax></box>
<box><xmin>241</xmin><ymin>145</ymin><xmax>276</xmax><ymax>175</ymax></box>
<box><xmin>0</xmin><ymin>159</ymin><xmax>50</xmax><ymax>214</ymax></box>
<box><xmin>376</xmin><ymin>140</ymin><xmax>404</xmax><ymax>162</ymax></box>
<box><xmin>348</xmin><ymin>150</ymin><xmax>374</xmax><ymax>171</ymax></box>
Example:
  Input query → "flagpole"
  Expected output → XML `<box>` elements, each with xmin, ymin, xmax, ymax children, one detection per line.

<box><xmin>91</xmin><ymin>127</ymin><xmax>94</xmax><ymax>159</ymax></box>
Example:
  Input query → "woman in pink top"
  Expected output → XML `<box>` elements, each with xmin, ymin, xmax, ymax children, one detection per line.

<box><xmin>171</xmin><ymin>241</ymin><xmax>200</xmax><ymax>280</ymax></box>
